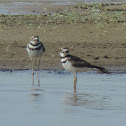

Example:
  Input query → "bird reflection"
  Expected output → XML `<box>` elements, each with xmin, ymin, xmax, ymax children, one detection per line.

<box><xmin>64</xmin><ymin>92</ymin><xmax>109</xmax><ymax>110</ymax></box>
<box><xmin>31</xmin><ymin>93</ymin><xmax>41</xmax><ymax>96</ymax></box>
<box><xmin>30</xmin><ymin>88</ymin><xmax>44</xmax><ymax>102</ymax></box>
<box><xmin>64</xmin><ymin>92</ymin><xmax>91</xmax><ymax>106</ymax></box>
<box><xmin>74</xmin><ymin>88</ymin><xmax>77</xmax><ymax>93</ymax></box>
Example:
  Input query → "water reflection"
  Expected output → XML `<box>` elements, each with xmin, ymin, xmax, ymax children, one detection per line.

<box><xmin>64</xmin><ymin>92</ymin><xmax>110</xmax><ymax>110</ymax></box>
<box><xmin>30</xmin><ymin>88</ymin><xmax>44</xmax><ymax>102</ymax></box>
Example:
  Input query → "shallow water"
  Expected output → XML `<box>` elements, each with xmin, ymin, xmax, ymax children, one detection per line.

<box><xmin>0</xmin><ymin>0</ymin><xmax>125</xmax><ymax>15</ymax></box>
<box><xmin>1</xmin><ymin>0</ymin><xmax>125</xmax><ymax>2</ymax></box>
<box><xmin>0</xmin><ymin>70</ymin><xmax>126</xmax><ymax>126</ymax></box>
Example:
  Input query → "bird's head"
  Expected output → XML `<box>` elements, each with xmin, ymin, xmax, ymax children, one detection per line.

<box><xmin>59</xmin><ymin>48</ymin><xmax>70</xmax><ymax>57</ymax></box>
<box><xmin>31</xmin><ymin>36</ymin><xmax>39</xmax><ymax>42</ymax></box>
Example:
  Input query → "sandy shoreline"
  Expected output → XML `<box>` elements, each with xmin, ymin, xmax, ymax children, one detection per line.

<box><xmin>0</xmin><ymin>23</ymin><xmax>126</xmax><ymax>73</ymax></box>
<box><xmin>0</xmin><ymin>2</ymin><xmax>126</xmax><ymax>72</ymax></box>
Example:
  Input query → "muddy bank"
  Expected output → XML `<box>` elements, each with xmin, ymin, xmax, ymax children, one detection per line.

<box><xmin>0</xmin><ymin>23</ymin><xmax>126</xmax><ymax>72</ymax></box>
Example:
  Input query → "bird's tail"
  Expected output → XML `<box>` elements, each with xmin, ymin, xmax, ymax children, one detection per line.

<box><xmin>92</xmin><ymin>65</ymin><xmax>110</xmax><ymax>74</ymax></box>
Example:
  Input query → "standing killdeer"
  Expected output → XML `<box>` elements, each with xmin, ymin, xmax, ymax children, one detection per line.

<box><xmin>60</xmin><ymin>48</ymin><xmax>109</xmax><ymax>92</ymax></box>
<box><xmin>26</xmin><ymin>36</ymin><xmax>45</xmax><ymax>86</ymax></box>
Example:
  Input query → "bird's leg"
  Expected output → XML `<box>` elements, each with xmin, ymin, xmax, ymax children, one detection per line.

<box><xmin>32</xmin><ymin>60</ymin><xmax>34</xmax><ymax>86</ymax></box>
<box><xmin>74</xmin><ymin>73</ymin><xmax>77</xmax><ymax>93</ymax></box>
<box><xmin>37</xmin><ymin>59</ymin><xmax>40</xmax><ymax>86</ymax></box>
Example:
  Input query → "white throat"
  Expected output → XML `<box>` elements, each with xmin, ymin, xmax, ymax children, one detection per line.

<box><xmin>60</xmin><ymin>52</ymin><xmax>70</xmax><ymax>58</ymax></box>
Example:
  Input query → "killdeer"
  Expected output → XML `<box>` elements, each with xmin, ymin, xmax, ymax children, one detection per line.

<box><xmin>60</xmin><ymin>48</ymin><xmax>109</xmax><ymax>92</ymax></box>
<box><xmin>26</xmin><ymin>36</ymin><xmax>45</xmax><ymax>86</ymax></box>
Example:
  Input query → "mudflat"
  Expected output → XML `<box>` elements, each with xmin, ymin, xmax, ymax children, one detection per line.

<box><xmin>0</xmin><ymin>2</ymin><xmax>126</xmax><ymax>72</ymax></box>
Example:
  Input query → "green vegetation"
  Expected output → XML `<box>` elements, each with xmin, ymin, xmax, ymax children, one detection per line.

<box><xmin>0</xmin><ymin>3</ymin><xmax>126</xmax><ymax>27</ymax></box>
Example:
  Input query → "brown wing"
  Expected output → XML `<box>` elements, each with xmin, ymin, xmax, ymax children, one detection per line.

<box><xmin>68</xmin><ymin>55</ymin><xmax>93</xmax><ymax>68</ymax></box>
<box><xmin>40</xmin><ymin>42</ymin><xmax>45</xmax><ymax>52</ymax></box>
<box><xmin>68</xmin><ymin>55</ymin><xmax>109</xmax><ymax>73</ymax></box>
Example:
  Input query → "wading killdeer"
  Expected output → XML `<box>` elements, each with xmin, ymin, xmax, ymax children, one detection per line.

<box><xmin>60</xmin><ymin>48</ymin><xmax>109</xmax><ymax>92</ymax></box>
<box><xmin>27</xmin><ymin>36</ymin><xmax>45</xmax><ymax>86</ymax></box>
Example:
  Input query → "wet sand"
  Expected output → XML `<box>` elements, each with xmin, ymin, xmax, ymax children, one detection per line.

<box><xmin>0</xmin><ymin>1</ymin><xmax>126</xmax><ymax>72</ymax></box>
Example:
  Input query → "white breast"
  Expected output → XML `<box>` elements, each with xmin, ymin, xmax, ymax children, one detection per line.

<box><xmin>61</xmin><ymin>58</ymin><xmax>76</xmax><ymax>73</ymax></box>
<box><xmin>26</xmin><ymin>44</ymin><xmax>43</xmax><ymax>60</ymax></box>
